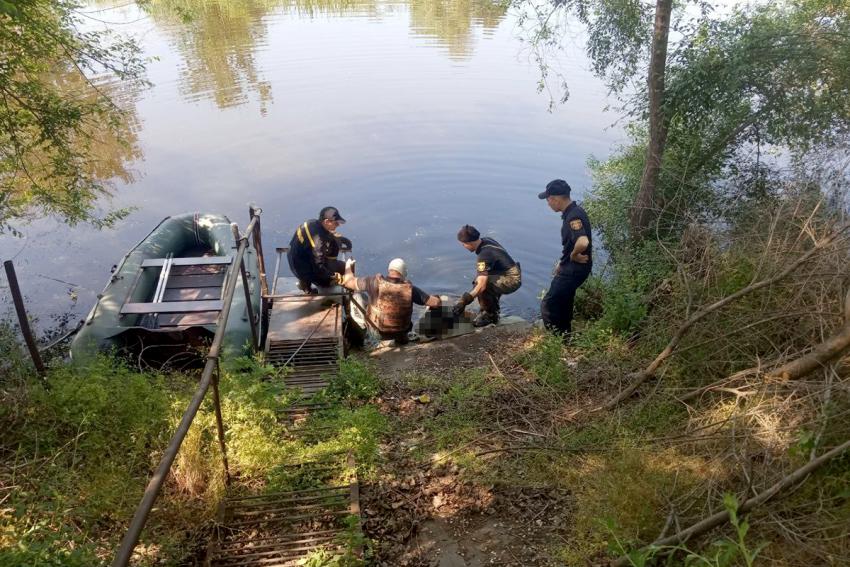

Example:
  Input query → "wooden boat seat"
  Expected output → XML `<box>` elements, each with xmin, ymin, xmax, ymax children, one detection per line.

<box><xmin>121</xmin><ymin>255</ymin><xmax>233</xmax><ymax>328</ymax></box>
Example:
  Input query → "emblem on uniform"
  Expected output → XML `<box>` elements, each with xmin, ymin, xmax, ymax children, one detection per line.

<box><xmin>570</xmin><ymin>219</ymin><xmax>583</xmax><ymax>231</ymax></box>
<box><xmin>477</xmin><ymin>261</ymin><xmax>487</xmax><ymax>272</ymax></box>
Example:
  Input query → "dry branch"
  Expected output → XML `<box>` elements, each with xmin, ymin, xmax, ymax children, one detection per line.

<box><xmin>769</xmin><ymin>290</ymin><xmax>850</xmax><ymax>381</ymax></box>
<box><xmin>611</xmin><ymin>438</ymin><xmax>850</xmax><ymax>567</ymax></box>
<box><xmin>602</xmin><ymin>225</ymin><xmax>849</xmax><ymax>410</ymax></box>
<box><xmin>676</xmin><ymin>356</ymin><xmax>781</xmax><ymax>403</ymax></box>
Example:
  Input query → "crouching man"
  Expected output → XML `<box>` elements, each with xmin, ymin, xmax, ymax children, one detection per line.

<box><xmin>342</xmin><ymin>258</ymin><xmax>441</xmax><ymax>345</ymax></box>
<box><xmin>453</xmin><ymin>225</ymin><xmax>522</xmax><ymax>326</ymax></box>
<box><xmin>287</xmin><ymin>206</ymin><xmax>352</xmax><ymax>294</ymax></box>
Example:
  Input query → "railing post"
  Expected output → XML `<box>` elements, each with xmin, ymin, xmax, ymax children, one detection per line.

<box><xmin>3</xmin><ymin>260</ymin><xmax>46</xmax><ymax>375</ymax></box>
<box><xmin>211</xmin><ymin>364</ymin><xmax>231</xmax><ymax>487</ymax></box>
<box><xmin>248</xmin><ymin>205</ymin><xmax>268</xmax><ymax>296</ymax></box>
<box><xmin>271</xmin><ymin>248</ymin><xmax>283</xmax><ymax>296</ymax></box>
<box><xmin>231</xmin><ymin>225</ymin><xmax>259</xmax><ymax>349</ymax></box>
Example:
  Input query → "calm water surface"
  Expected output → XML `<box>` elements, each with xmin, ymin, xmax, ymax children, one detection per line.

<box><xmin>1</xmin><ymin>0</ymin><xmax>621</xmax><ymax>329</ymax></box>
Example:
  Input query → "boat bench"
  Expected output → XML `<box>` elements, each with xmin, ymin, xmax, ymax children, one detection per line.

<box><xmin>121</xmin><ymin>255</ymin><xmax>233</xmax><ymax>327</ymax></box>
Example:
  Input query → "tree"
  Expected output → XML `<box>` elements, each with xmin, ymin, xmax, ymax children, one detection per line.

<box><xmin>630</xmin><ymin>0</ymin><xmax>671</xmax><ymax>237</ymax></box>
<box><xmin>0</xmin><ymin>0</ymin><xmax>146</xmax><ymax>235</ymax></box>
<box><xmin>515</xmin><ymin>0</ymin><xmax>671</xmax><ymax>236</ymax></box>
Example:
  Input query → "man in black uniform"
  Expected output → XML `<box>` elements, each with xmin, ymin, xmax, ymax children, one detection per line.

<box><xmin>539</xmin><ymin>179</ymin><xmax>592</xmax><ymax>337</ymax></box>
<box><xmin>287</xmin><ymin>206</ymin><xmax>352</xmax><ymax>293</ymax></box>
<box><xmin>453</xmin><ymin>225</ymin><xmax>522</xmax><ymax>327</ymax></box>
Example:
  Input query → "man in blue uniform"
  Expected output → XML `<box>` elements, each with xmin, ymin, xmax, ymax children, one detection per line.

<box><xmin>539</xmin><ymin>179</ymin><xmax>592</xmax><ymax>337</ymax></box>
<box><xmin>287</xmin><ymin>206</ymin><xmax>352</xmax><ymax>293</ymax></box>
<box><xmin>453</xmin><ymin>225</ymin><xmax>522</xmax><ymax>327</ymax></box>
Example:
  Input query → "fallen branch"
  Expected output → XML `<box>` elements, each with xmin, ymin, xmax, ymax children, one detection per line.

<box><xmin>676</xmin><ymin>358</ymin><xmax>777</xmax><ymax>403</ymax></box>
<box><xmin>611</xmin><ymin>437</ymin><xmax>850</xmax><ymax>566</ymax></box>
<box><xmin>602</xmin><ymin>225</ymin><xmax>849</xmax><ymax>410</ymax></box>
<box><xmin>769</xmin><ymin>290</ymin><xmax>850</xmax><ymax>381</ymax></box>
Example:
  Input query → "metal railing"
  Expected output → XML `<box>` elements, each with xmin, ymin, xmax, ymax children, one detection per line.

<box><xmin>111</xmin><ymin>210</ymin><xmax>263</xmax><ymax>567</ymax></box>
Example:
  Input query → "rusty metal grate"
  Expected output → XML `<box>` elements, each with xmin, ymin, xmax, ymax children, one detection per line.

<box><xmin>264</xmin><ymin>296</ymin><xmax>342</xmax><ymax>396</ymax></box>
<box><xmin>208</xmin><ymin>455</ymin><xmax>361</xmax><ymax>566</ymax></box>
<box><xmin>266</xmin><ymin>336</ymin><xmax>340</xmax><ymax>395</ymax></box>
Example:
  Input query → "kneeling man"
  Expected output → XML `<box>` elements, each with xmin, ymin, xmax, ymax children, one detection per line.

<box><xmin>343</xmin><ymin>258</ymin><xmax>441</xmax><ymax>345</ymax></box>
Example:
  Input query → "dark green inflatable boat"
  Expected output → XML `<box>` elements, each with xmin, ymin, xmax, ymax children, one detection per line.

<box><xmin>71</xmin><ymin>212</ymin><xmax>261</xmax><ymax>365</ymax></box>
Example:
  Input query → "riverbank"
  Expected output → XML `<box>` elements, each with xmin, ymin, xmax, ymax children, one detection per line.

<box><xmin>359</xmin><ymin>323</ymin><xmax>850</xmax><ymax>566</ymax></box>
<box><xmin>2</xmin><ymin>316</ymin><xmax>849</xmax><ymax>565</ymax></box>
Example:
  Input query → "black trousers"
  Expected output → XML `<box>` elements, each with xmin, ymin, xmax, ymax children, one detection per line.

<box><xmin>541</xmin><ymin>266</ymin><xmax>590</xmax><ymax>336</ymax></box>
<box><xmin>288</xmin><ymin>251</ymin><xmax>344</xmax><ymax>289</ymax></box>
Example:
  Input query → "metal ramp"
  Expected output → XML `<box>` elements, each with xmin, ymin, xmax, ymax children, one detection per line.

<box><xmin>263</xmin><ymin>273</ymin><xmax>344</xmax><ymax>396</ymax></box>
<box><xmin>207</xmin><ymin>455</ymin><xmax>362</xmax><ymax>566</ymax></box>
<box><xmin>204</xmin><ymin>248</ymin><xmax>361</xmax><ymax>566</ymax></box>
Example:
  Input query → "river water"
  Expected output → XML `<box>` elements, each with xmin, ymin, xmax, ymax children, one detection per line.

<box><xmin>1</xmin><ymin>0</ymin><xmax>621</xmax><ymax>331</ymax></box>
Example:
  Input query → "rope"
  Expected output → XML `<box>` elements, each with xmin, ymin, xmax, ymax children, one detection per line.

<box><xmin>281</xmin><ymin>305</ymin><xmax>336</xmax><ymax>368</ymax></box>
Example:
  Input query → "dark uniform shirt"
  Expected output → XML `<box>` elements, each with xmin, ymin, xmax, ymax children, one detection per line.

<box><xmin>475</xmin><ymin>237</ymin><xmax>517</xmax><ymax>276</ymax></box>
<box><xmin>560</xmin><ymin>202</ymin><xmax>592</xmax><ymax>268</ymax></box>
<box><xmin>288</xmin><ymin>219</ymin><xmax>342</xmax><ymax>287</ymax></box>
<box><xmin>355</xmin><ymin>275</ymin><xmax>431</xmax><ymax>306</ymax></box>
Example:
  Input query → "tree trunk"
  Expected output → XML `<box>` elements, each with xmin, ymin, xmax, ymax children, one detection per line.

<box><xmin>630</xmin><ymin>0</ymin><xmax>673</xmax><ymax>238</ymax></box>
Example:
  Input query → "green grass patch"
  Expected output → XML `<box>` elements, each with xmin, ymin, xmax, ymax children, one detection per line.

<box><xmin>423</xmin><ymin>369</ymin><xmax>495</xmax><ymax>451</ymax></box>
<box><xmin>514</xmin><ymin>330</ymin><xmax>575</xmax><ymax>389</ymax></box>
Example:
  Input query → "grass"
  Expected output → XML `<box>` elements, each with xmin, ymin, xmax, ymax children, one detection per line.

<box><xmin>0</xmin><ymin>356</ymin><xmax>197</xmax><ymax>565</ymax></box>
<box><xmin>514</xmin><ymin>330</ymin><xmax>576</xmax><ymax>389</ymax></box>
<box><xmin>0</xmin><ymin>346</ymin><xmax>388</xmax><ymax>566</ymax></box>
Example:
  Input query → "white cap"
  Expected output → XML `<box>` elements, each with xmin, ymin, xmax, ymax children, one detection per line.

<box><xmin>387</xmin><ymin>258</ymin><xmax>407</xmax><ymax>279</ymax></box>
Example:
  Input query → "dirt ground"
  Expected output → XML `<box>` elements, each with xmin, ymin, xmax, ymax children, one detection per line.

<box><xmin>367</xmin><ymin>317</ymin><xmax>531</xmax><ymax>378</ymax></box>
<box><xmin>359</xmin><ymin>321</ymin><xmax>573</xmax><ymax>567</ymax></box>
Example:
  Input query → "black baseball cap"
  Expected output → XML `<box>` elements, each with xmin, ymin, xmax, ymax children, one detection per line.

<box><xmin>538</xmin><ymin>179</ymin><xmax>571</xmax><ymax>199</ymax></box>
<box><xmin>319</xmin><ymin>206</ymin><xmax>346</xmax><ymax>224</ymax></box>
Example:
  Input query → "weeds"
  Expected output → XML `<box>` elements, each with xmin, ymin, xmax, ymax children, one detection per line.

<box><xmin>609</xmin><ymin>493</ymin><xmax>768</xmax><ymax>567</ymax></box>
<box><xmin>0</xmin><ymin>353</ymin><xmax>388</xmax><ymax>565</ymax></box>
<box><xmin>514</xmin><ymin>330</ymin><xmax>575</xmax><ymax>389</ymax></box>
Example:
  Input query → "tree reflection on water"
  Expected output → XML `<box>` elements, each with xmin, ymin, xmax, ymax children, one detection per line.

<box><xmin>147</xmin><ymin>0</ymin><xmax>508</xmax><ymax>110</ymax></box>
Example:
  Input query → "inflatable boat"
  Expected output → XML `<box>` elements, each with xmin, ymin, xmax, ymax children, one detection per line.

<box><xmin>71</xmin><ymin>212</ymin><xmax>261</xmax><ymax>365</ymax></box>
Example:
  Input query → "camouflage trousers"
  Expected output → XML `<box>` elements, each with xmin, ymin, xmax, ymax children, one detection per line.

<box><xmin>478</xmin><ymin>264</ymin><xmax>521</xmax><ymax>314</ymax></box>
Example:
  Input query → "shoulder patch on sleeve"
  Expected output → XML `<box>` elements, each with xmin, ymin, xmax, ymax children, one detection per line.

<box><xmin>477</xmin><ymin>261</ymin><xmax>487</xmax><ymax>272</ymax></box>
<box><xmin>570</xmin><ymin>219</ymin><xmax>583</xmax><ymax>231</ymax></box>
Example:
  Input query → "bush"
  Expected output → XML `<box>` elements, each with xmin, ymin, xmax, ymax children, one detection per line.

<box><xmin>326</xmin><ymin>358</ymin><xmax>382</xmax><ymax>403</ymax></box>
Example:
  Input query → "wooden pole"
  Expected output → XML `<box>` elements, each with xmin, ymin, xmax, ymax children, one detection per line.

<box><xmin>3</xmin><ymin>260</ymin><xmax>46</xmax><ymax>374</ymax></box>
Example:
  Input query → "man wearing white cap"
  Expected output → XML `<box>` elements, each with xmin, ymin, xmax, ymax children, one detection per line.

<box><xmin>342</xmin><ymin>258</ymin><xmax>441</xmax><ymax>345</ymax></box>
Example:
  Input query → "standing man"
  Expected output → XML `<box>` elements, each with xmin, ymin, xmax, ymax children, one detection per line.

<box><xmin>453</xmin><ymin>225</ymin><xmax>522</xmax><ymax>327</ymax></box>
<box><xmin>287</xmin><ymin>206</ymin><xmax>352</xmax><ymax>293</ymax></box>
<box><xmin>342</xmin><ymin>258</ymin><xmax>441</xmax><ymax>345</ymax></box>
<box><xmin>539</xmin><ymin>179</ymin><xmax>592</xmax><ymax>338</ymax></box>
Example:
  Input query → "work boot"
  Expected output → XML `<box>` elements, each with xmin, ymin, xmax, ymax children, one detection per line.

<box><xmin>297</xmin><ymin>280</ymin><xmax>318</xmax><ymax>295</ymax></box>
<box><xmin>473</xmin><ymin>311</ymin><xmax>498</xmax><ymax>327</ymax></box>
